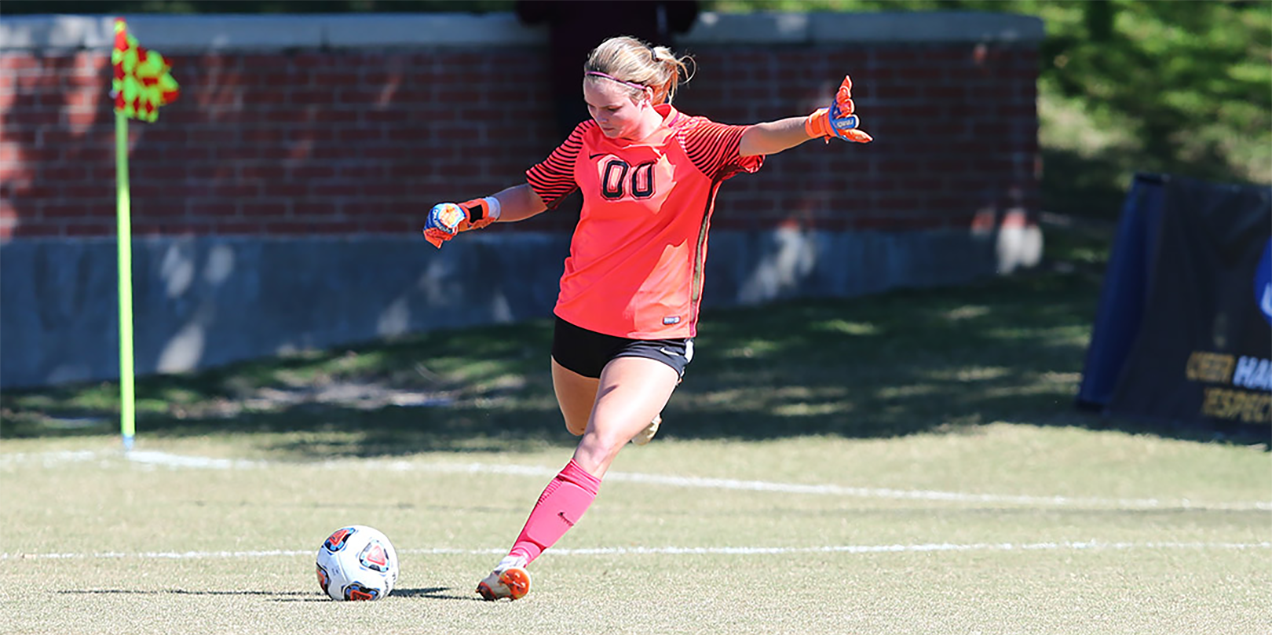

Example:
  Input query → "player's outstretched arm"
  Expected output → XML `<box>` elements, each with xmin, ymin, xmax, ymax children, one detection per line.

<box><xmin>739</xmin><ymin>116</ymin><xmax>819</xmax><ymax>157</ymax></box>
<box><xmin>739</xmin><ymin>75</ymin><xmax>872</xmax><ymax>157</ymax></box>
<box><xmin>423</xmin><ymin>184</ymin><xmax>547</xmax><ymax>248</ymax></box>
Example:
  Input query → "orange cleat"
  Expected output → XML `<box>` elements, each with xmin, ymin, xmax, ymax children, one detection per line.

<box><xmin>477</xmin><ymin>565</ymin><xmax>531</xmax><ymax>601</ymax></box>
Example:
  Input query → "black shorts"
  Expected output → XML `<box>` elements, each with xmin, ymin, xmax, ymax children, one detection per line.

<box><xmin>551</xmin><ymin>317</ymin><xmax>694</xmax><ymax>379</ymax></box>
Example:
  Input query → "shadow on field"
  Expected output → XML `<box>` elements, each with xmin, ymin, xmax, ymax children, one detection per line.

<box><xmin>392</xmin><ymin>587</ymin><xmax>481</xmax><ymax>601</ymax></box>
<box><xmin>60</xmin><ymin>587</ymin><xmax>485</xmax><ymax>602</ymax></box>
<box><xmin>5</xmin><ymin>262</ymin><xmax>1266</xmax><ymax>454</ymax></box>
<box><xmin>61</xmin><ymin>589</ymin><xmax>315</xmax><ymax>598</ymax></box>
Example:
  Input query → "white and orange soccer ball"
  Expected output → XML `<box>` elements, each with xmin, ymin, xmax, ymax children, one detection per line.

<box><xmin>315</xmin><ymin>525</ymin><xmax>399</xmax><ymax>601</ymax></box>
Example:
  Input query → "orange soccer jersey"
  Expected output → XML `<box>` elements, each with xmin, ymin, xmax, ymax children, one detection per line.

<box><xmin>526</xmin><ymin>104</ymin><xmax>764</xmax><ymax>339</ymax></box>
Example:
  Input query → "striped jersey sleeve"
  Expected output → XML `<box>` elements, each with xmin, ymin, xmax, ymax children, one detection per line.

<box><xmin>525</xmin><ymin>121</ymin><xmax>590</xmax><ymax>209</ymax></box>
<box><xmin>681</xmin><ymin>117</ymin><xmax>765</xmax><ymax>181</ymax></box>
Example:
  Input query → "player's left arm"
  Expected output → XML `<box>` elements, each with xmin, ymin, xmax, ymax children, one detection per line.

<box><xmin>739</xmin><ymin>116</ymin><xmax>820</xmax><ymax>157</ymax></box>
<box><xmin>739</xmin><ymin>75</ymin><xmax>873</xmax><ymax>157</ymax></box>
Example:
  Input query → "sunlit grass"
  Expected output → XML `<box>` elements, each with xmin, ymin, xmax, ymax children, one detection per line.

<box><xmin>814</xmin><ymin>319</ymin><xmax>880</xmax><ymax>336</ymax></box>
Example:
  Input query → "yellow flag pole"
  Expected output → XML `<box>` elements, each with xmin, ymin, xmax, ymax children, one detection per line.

<box><xmin>116</xmin><ymin>109</ymin><xmax>136</xmax><ymax>452</ymax></box>
<box><xmin>112</xmin><ymin>16</ymin><xmax>179</xmax><ymax>451</ymax></box>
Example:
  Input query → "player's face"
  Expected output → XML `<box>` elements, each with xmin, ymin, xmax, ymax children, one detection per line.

<box><xmin>584</xmin><ymin>80</ymin><xmax>650</xmax><ymax>139</ymax></box>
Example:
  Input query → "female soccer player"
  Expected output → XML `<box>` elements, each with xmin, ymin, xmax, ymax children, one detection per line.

<box><xmin>422</xmin><ymin>36</ymin><xmax>871</xmax><ymax>601</ymax></box>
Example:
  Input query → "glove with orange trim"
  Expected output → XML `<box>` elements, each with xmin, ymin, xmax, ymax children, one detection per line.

<box><xmin>422</xmin><ymin>197</ymin><xmax>500</xmax><ymax>248</ymax></box>
<box><xmin>805</xmin><ymin>75</ymin><xmax>873</xmax><ymax>143</ymax></box>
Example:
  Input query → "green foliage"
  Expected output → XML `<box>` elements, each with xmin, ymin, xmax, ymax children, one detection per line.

<box><xmin>713</xmin><ymin>0</ymin><xmax>1271</xmax><ymax>216</ymax></box>
<box><xmin>1033</xmin><ymin>0</ymin><xmax>1270</xmax><ymax>214</ymax></box>
<box><xmin>8</xmin><ymin>0</ymin><xmax>1266</xmax><ymax>216</ymax></box>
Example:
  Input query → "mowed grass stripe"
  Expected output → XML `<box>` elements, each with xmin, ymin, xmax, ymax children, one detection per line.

<box><xmin>6</xmin><ymin>449</ymin><xmax>1271</xmax><ymax>511</ymax></box>
<box><xmin>8</xmin><ymin>540</ymin><xmax>1272</xmax><ymax>562</ymax></box>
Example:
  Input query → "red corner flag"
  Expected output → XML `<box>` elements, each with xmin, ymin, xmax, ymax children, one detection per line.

<box><xmin>111</xmin><ymin>18</ymin><xmax>179</xmax><ymax>122</ymax></box>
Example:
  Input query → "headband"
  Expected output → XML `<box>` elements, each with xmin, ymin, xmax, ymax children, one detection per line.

<box><xmin>585</xmin><ymin>71</ymin><xmax>648</xmax><ymax>93</ymax></box>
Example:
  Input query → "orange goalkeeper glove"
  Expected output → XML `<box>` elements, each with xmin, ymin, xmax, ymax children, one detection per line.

<box><xmin>805</xmin><ymin>75</ymin><xmax>873</xmax><ymax>143</ymax></box>
<box><xmin>422</xmin><ymin>197</ymin><xmax>500</xmax><ymax>248</ymax></box>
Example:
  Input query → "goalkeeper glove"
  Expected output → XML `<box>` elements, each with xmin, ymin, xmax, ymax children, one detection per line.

<box><xmin>423</xmin><ymin>197</ymin><xmax>500</xmax><ymax>248</ymax></box>
<box><xmin>805</xmin><ymin>75</ymin><xmax>873</xmax><ymax>143</ymax></box>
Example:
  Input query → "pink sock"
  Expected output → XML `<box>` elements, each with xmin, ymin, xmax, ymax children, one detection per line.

<box><xmin>508</xmin><ymin>459</ymin><xmax>601</xmax><ymax>566</ymax></box>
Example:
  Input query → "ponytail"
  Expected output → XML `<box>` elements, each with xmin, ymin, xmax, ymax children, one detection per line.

<box><xmin>584</xmin><ymin>36</ymin><xmax>694</xmax><ymax>105</ymax></box>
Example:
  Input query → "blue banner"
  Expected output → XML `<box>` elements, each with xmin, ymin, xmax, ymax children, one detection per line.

<box><xmin>1080</xmin><ymin>174</ymin><xmax>1272</xmax><ymax>430</ymax></box>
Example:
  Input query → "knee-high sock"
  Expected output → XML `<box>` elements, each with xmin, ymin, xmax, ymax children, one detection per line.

<box><xmin>508</xmin><ymin>459</ymin><xmax>601</xmax><ymax>566</ymax></box>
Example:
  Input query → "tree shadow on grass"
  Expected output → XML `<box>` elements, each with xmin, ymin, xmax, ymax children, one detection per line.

<box><xmin>678</xmin><ymin>271</ymin><xmax>1099</xmax><ymax>439</ymax></box>
<box><xmin>682</xmin><ymin>271</ymin><xmax>1268</xmax><ymax>447</ymax></box>
<box><xmin>4</xmin><ymin>267</ymin><xmax>1266</xmax><ymax>454</ymax></box>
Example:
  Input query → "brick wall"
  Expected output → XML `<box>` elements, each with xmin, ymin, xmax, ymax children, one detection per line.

<box><xmin>0</xmin><ymin>12</ymin><xmax>1045</xmax><ymax>387</ymax></box>
<box><xmin>0</xmin><ymin>14</ymin><xmax>1040</xmax><ymax>241</ymax></box>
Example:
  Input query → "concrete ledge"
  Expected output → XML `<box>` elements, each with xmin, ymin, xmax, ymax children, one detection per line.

<box><xmin>0</xmin><ymin>11</ymin><xmax>1044</xmax><ymax>52</ymax></box>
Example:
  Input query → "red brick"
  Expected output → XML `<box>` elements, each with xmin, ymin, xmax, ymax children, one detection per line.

<box><xmin>63</xmin><ymin>110</ymin><xmax>106</xmax><ymax>127</ymax></box>
<box><xmin>10</xmin><ymin>222</ymin><xmax>65</xmax><ymax>237</ymax></box>
<box><xmin>132</xmin><ymin>222</ymin><xmax>199</xmax><ymax>236</ymax></box>
<box><xmin>213</xmin><ymin>221</ymin><xmax>265</xmax><ymax>235</ymax></box>
<box><xmin>238</xmin><ymin>164</ymin><xmax>287</xmax><ymax>180</ymax></box>
<box><xmin>0</xmin><ymin>44</ymin><xmax>1038</xmax><ymax>238</ymax></box>
<box><xmin>238</xmin><ymin>201</ymin><xmax>287</xmax><ymax>216</ymax></box>
<box><xmin>358</xmin><ymin>218</ymin><xmax>414</xmax><ymax>233</ymax></box>
<box><xmin>0</xmin><ymin>55</ymin><xmax>42</xmax><ymax>72</ymax></box>
<box><xmin>189</xmin><ymin>200</ymin><xmax>240</xmax><ymax>217</ymax></box>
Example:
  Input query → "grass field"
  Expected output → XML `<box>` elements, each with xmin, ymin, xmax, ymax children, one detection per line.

<box><xmin>3</xmin><ymin>232</ymin><xmax>1271</xmax><ymax>634</ymax></box>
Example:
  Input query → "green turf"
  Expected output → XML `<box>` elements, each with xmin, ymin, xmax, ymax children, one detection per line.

<box><xmin>3</xmin><ymin>226</ymin><xmax>1270</xmax><ymax>634</ymax></box>
<box><xmin>3</xmin><ymin>429</ymin><xmax>1269</xmax><ymax>635</ymax></box>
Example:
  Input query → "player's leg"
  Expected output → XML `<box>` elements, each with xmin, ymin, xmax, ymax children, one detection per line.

<box><xmin>514</xmin><ymin>358</ymin><xmax>678</xmax><ymax>553</ymax></box>
<box><xmin>625</xmin><ymin>337</ymin><xmax>691</xmax><ymax>446</ymax></box>
<box><xmin>549</xmin><ymin>317</ymin><xmax>609</xmax><ymax>436</ymax></box>
<box><xmin>478</xmin><ymin>323</ymin><xmax>604</xmax><ymax>601</ymax></box>
<box><xmin>572</xmin><ymin>356</ymin><xmax>680</xmax><ymax>477</ymax></box>
<box><xmin>477</xmin><ymin>326</ymin><xmax>688</xmax><ymax>601</ymax></box>
<box><xmin>552</xmin><ymin>355</ymin><xmax>664</xmax><ymax>444</ymax></box>
<box><xmin>477</xmin><ymin>358</ymin><xmax>679</xmax><ymax>600</ymax></box>
<box><xmin>510</xmin><ymin>357</ymin><xmax>676</xmax><ymax>561</ymax></box>
<box><xmin>552</xmin><ymin>358</ymin><xmax>598</xmax><ymax>436</ymax></box>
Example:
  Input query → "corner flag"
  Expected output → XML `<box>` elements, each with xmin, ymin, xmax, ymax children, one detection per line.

<box><xmin>112</xmin><ymin>18</ymin><xmax>179</xmax><ymax>122</ymax></box>
<box><xmin>111</xmin><ymin>18</ymin><xmax>179</xmax><ymax>451</ymax></box>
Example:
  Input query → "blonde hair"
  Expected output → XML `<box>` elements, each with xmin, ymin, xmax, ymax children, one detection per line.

<box><xmin>583</xmin><ymin>36</ymin><xmax>694</xmax><ymax>105</ymax></box>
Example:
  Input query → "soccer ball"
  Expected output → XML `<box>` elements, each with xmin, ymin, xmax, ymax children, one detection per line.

<box><xmin>315</xmin><ymin>525</ymin><xmax>399</xmax><ymax>601</ymax></box>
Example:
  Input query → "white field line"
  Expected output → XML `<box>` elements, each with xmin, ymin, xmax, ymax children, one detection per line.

<box><xmin>5</xmin><ymin>450</ymin><xmax>1272</xmax><ymax>512</ymax></box>
<box><xmin>4</xmin><ymin>541</ymin><xmax>1271</xmax><ymax>562</ymax></box>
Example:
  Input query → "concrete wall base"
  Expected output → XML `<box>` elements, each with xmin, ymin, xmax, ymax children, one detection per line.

<box><xmin>0</xmin><ymin>227</ymin><xmax>1031</xmax><ymax>388</ymax></box>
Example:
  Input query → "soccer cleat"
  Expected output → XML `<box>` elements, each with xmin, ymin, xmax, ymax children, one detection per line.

<box><xmin>631</xmin><ymin>413</ymin><xmax>662</xmax><ymax>446</ymax></box>
<box><xmin>476</xmin><ymin>565</ymin><xmax>531</xmax><ymax>601</ymax></box>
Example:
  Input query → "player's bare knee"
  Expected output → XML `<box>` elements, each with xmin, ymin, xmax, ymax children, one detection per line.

<box><xmin>575</xmin><ymin>433</ymin><xmax>623</xmax><ymax>473</ymax></box>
